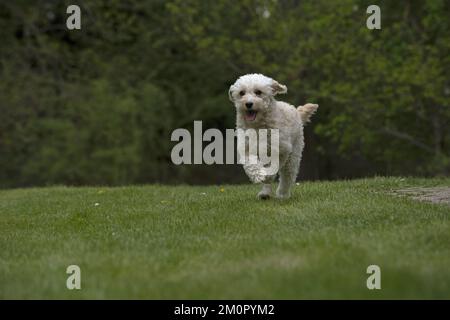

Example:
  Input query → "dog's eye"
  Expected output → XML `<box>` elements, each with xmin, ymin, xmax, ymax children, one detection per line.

<box><xmin>254</xmin><ymin>90</ymin><xmax>262</xmax><ymax>96</ymax></box>
<box><xmin>239</xmin><ymin>91</ymin><xmax>245</xmax><ymax>96</ymax></box>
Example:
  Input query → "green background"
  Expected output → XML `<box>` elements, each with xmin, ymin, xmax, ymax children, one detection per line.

<box><xmin>1</xmin><ymin>1</ymin><xmax>449</xmax><ymax>187</ymax></box>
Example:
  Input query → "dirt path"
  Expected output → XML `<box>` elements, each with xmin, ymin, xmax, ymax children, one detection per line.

<box><xmin>394</xmin><ymin>187</ymin><xmax>450</xmax><ymax>205</ymax></box>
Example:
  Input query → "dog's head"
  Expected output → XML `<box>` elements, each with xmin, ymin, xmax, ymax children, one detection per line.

<box><xmin>229</xmin><ymin>73</ymin><xmax>287</xmax><ymax>123</ymax></box>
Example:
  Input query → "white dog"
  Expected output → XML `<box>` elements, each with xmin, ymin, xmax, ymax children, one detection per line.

<box><xmin>229</xmin><ymin>73</ymin><xmax>318</xmax><ymax>199</ymax></box>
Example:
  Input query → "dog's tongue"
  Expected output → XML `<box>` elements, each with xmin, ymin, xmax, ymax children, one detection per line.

<box><xmin>245</xmin><ymin>110</ymin><xmax>257</xmax><ymax>121</ymax></box>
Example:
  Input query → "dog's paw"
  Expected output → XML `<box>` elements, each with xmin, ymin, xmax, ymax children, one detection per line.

<box><xmin>257</xmin><ymin>191</ymin><xmax>271</xmax><ymax>200</ymax></box>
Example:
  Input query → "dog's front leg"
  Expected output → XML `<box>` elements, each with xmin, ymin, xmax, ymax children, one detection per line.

<box><xmin>238</xmin><ymin>132</ymin><xmax>277</xmax><ymax>198</ymax></box>
<box><xmin>242</xmin><ymin>145</ymin><xmax>277</xmax><ymax>199</ymax></box>
<box><xmin>244</xmin><ymin>162</ymin><xmax>275</xmax><ymax>199</ymax></box>
<box><xmin>275</xmin><ymin>142</ymin><xmax>294</xmax><ymax>199</ymax></box>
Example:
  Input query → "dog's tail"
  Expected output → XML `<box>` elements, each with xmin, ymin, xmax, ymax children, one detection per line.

<box><xmin>297</xmin><ymin>103</ymin><xmax>318</xmax><ymax>124</ymax></box>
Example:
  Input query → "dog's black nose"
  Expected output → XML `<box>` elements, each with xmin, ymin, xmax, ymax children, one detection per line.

<box><xmin>245</xmin><ymin>102</ymin><xmax>253</xmax><ymax>109</ymax></box>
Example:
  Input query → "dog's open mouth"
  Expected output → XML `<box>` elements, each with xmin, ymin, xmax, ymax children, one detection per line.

<box><xmin>245</xmin><ymin>110</ymin><xmax>257</xmax><ymax>121</ymax></box>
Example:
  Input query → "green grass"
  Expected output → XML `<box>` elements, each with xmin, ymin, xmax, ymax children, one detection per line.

<box><xmin>1</xmin><ymin>177</ymin><xmax>449</xmax><ymax>299</ymax></box>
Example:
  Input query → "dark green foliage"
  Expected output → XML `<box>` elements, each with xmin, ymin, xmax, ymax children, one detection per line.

<box><xmin>0</xmin><ymin>1</ymin><xmax>449</xmax><ymax>187</ymax></box>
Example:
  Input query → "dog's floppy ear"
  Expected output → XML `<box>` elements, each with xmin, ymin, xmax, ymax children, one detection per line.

<box><xmin>271</xmin><ymin>80</ymin><xmax>287</xmax><ymax>95</ymax></box>
<box><xmin>228</xmin><ymin>85</ymin><xmax>235</xmax><ymax>102</ymax></box>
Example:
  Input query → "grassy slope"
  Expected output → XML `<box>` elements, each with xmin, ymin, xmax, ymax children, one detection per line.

<box><xmin>0</xmin><ymin>177</ymin><xmax>449</xmax><ymax>299</ymax></box>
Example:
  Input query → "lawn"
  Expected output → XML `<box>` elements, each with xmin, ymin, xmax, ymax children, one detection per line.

<box><xmin>0</xmin><ymin>177</ymin><xmax>449</xmax><ymax>299</ymax></box>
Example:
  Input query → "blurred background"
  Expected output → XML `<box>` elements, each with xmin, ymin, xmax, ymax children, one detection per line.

<box><xmin>0</xmin><ymin>0</ymin><xmax>449</xmax><ymax>188</ymax></box>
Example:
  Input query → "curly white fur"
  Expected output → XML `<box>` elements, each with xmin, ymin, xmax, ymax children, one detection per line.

<box><xmin>229</xmin><ymin>73</ymin><xmax>318</xmax><ymax>199</ymax></box>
